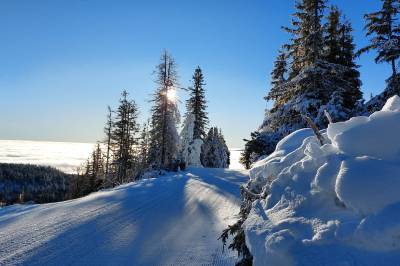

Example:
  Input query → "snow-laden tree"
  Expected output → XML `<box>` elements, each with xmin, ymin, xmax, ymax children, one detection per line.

<box><xmin>111</xmin><ymin>90</ymin><xmax>140</xmax><ymax>184</ymax></box>
<box><xmin>360</xmin><ymin>0</ymin><xmax>400</xmax><ymax>113</ymax></box>
<box><xmin>265</xmin><ymin>49</ymin><xmax>288</xmax><ymax>106</ymax></box>
<box><xmin>186</xmin><ymin>66</ymin><xmax>209</xmax><ymax>140</ymax></box>
<box><xmin>179</xmin><ymin>113</ymin><xmax>203</xmax><ymax>167</ymax></box>
<box><xmin>148</xmin><ymin>51</ymin><xmax>180</xmax><ymax>170</ymax></box>
<box><xmin>241</xmin><ymin>1</ymin><xmax>363</xmax><ymax>167</ymax></box>
<box><xmin>201</xmin><ymin>127</ymin><xmax>230</xmax><ymax>168</ymax></box>
<box><xmin>358</xmin><ymin>0</ymin><xmax>400</xmax><ymax>76</ymax></box>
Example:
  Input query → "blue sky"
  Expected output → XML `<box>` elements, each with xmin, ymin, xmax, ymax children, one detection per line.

<box><xmin>0</xmin><ymin>0</ymin><xmax>389</xmax><ymax>148</ymax></box>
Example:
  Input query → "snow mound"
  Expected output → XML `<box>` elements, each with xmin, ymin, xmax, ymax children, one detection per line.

<box><xmin>244</xmin><ymin>95</ymin><xmax>400</xmax><ymax>266</ymax></box>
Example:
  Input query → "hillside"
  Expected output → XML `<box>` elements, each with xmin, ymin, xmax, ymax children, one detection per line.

<box><xmin>0</xmin><ymin>167</ymin><xmax>248</xmax><ymax>266</ymax></box>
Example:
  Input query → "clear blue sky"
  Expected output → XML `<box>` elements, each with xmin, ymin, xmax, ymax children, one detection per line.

<box><xmin>0</xmin><ymin>0</ymin><xmax>389</xmax><ymax>148</ymax></box>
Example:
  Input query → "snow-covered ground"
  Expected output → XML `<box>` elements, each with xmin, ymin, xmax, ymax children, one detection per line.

<box><xmin>0</xmin><ymin>167</ymin><xmax>248</xmax><ymax>265</ymax></box>
<box><xmin>0</xmin><ymin>139</ymin><xmax>244</xmax><ymax>173</ymax></box>
<box><xmin>244</xmin><ymin>96</ymin><xmax>400</xmax><ymax>265</ymax></box>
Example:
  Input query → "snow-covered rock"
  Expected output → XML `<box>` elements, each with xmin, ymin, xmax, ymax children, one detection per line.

<box><xmin>244</xmin><ymin>95</ymin><xmax>400</xmax><ymax>265</ymax></box>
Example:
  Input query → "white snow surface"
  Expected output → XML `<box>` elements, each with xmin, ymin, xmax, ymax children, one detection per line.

<box><xmin>0</xmin><ymin>167</ymin><xmax>248</xmax><ymax>266</ymax></box>
<box><xmin>245</xmin><ymin>95</ymin><xmax>400</xmax><ymax>266</ymax></box>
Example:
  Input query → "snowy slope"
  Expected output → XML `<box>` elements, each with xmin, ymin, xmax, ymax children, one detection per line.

<box><xmin>0</xmin><ymin>167</ymin><xmax>248</xmax><ymax>266</ymax></box>
<box><xmin>244</xmin><ymin>95</ymin><xmax>400</xmax><ymax>265</ymax></box>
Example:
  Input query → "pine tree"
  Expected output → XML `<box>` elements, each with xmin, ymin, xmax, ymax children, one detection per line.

<box><xmin>265</xmin><ymin>50</ymin><xmax>287</xmax><ymax>107</ymax></box>
<box><xmin>111</xmin><ymin>90</ymin><xmax>140</xmax><ymax>184</ymax></box>
<box><xmin>239</xmin><ymin>132</ymin><xmax>268</xmax><ymax>170</ymax></box>
<box><xmin>338</xmin><ymin>19</ymin><xmax>363</xmax><ymax>110</ymax></box>
<box><xmin>138</xmin><ymin>121</ymin><xmax>150</xmax><ymax>171</ymax></box>
<box><xmin>82</xmin><ymin>143</ymin><xmax>104</xmax><ymax>193</ymax></box>
<box><xmin>241</xmin><ymin>0</ymin><xmax>364</xmax><ymax>167</ymax></box>
<box><xmin>186</xmin><ymin>66</ymin><xmax>209</xmax><ymax>140</ymax></box>
<box><xmin>201</xmin><ymin>127</ymin><xmax>229</xmax><ymax>168</ymax></box>
<box><xmin>148</xmin><ymin>51</ymin><xmax>180</xmax><ymax>170</ymax></box>
<box><xmin>358</xmin><ymin>0</ymin><xmax>400</xmax><ymax>76</ymax></box>
<box><xmin>104</xmin><ymin>106</ymin><xmax>113</xmax><ymax>182</ymax></box>
<box><xmin>284</xmin><ymin>0</ymin><xmax>326</xmax><ymax>79</ymax></box>
<box><xmin>324</xmin><ymin>6</ymin><xmax>342</xmax><ymax>64</ymax></box>
<box><xmin>321</xmin><ymin>6</ymin><xmax>362</xmax><ymax>115</ymax></box>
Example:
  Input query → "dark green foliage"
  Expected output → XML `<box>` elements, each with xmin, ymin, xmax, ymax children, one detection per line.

<box><xmin>265</xmin><ymin>50</ymin><xmax>288</xmax><ymax>106</ymax></box>
<box><xmin>82</xmin><ymin>143</ymin><xmax>105</xmax><ymax>193</ymax></box>
<box><xmin>111</xmin><ymin>90</ymin><xmax>140</xmax><ymax>184</ymax></box>
<box><xmin>186</xmin><ymin>66</ymin><xmax>209</xmax><ymax>140</ymax></box>
<box><xmin>284</xmin><ymin>0</ymin><xmax>326</xmax><ymax>78</ymax></box>
<box><xmin>0</xmin><ymin>163</ymin><xmax>72</xmax><ymax>205</ymax></box>
<box><xmin>239</xmin><ymin>132</ymin><xmax>268</xmax><ymax>170</ymax></box>
<box><xmin>220</xmin><ymin>188</ymin><xmax>256</xmax><ymax>266</ymax></box>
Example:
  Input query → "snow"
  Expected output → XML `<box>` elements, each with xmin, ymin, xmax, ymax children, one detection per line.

<box><xmin>229</xmin><ymin>149</ymin><xmax>245</xmax><ymax>170</ymax></box>
<box><xmin>0</xmin><ymin>167</ymin><xmax>248</xmax><ymax>265</ymax></box>
<box><xmin>243</xmin><ymin>95</ymin><xmax>400</xmax><ymax>265</ymax></box>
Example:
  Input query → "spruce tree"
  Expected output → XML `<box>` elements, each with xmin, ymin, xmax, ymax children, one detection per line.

<box><xmin>186</xmin><ymin>66</ymin><xmax>209</xmax><ymax>140</ymax></box>
<box><xmin>338</xmin><ymin>19</ymin><xmax>363</xmax><ymax>110</ymax></box>
<box><xmin>148</xmin><ymin>51</ymin><xmax>180</xmax><ymax>170</ymax></box>
<box><xmin>111</xmin><ymin>90</ymin><xmax>140</xmax><ymax>184</ymax></box>
<box><xmin>201</xmin><ymin>127</ymin><xmax>229</xmax><ymax>168</ymax></box>
<box><xmin>359</xmin><ymin>0</ymin><xmax>400</xmax><ymax>76</ymax></box>
<box><xmin>284</xmin><ymin>0</ymin><xmax>326</xmax><ymax>79</ymax></box>
<box><xmin>104</xmin><ymin>106</ymin><xmax>113</xmax><ymax>182</ymax></box>
<box><xmin>322</xmin><ymin>7</ymin><xmax>362</xmax><ymax>112</ymax></box>
<box><xmin>138</xmin><ymin>121</ymin><xmax>150</xmax><ymax>171</ymax></box>
<box><xmin>265</xmin><ymin>50</ymin><xmax>287</xmax><ymax>107</ymax></box>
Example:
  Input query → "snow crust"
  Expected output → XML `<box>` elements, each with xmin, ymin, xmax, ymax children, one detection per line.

<box><xmin>244</xmin><ymin>96</ymin><xmax>400</xmax><ymax>265</ymax></box>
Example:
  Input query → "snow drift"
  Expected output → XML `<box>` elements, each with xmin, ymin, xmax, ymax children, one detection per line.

<box><xmin>244</xmin><ymin>95</ymin><xmax>400</xmax><ymax>265</ymax></box>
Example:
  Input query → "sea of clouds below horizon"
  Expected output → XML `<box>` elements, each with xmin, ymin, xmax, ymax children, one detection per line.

<box><xmin>0</xmin><ymin>140</ymin><xmax>244</xmax><ymax>174</ymax></box>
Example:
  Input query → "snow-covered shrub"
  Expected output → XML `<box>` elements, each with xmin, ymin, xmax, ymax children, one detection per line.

<box><xmin>241</xmin><ymin>96</ymin><xmax>400</xmax><ymax>265</ymax></box>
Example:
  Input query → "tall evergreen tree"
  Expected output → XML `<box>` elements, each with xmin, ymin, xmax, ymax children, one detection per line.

<box><xmin>148</xmin><ymin>51</ymin><xmax>180</xmax><ymax>170</ymax></box>
<box><xmin>186</xmin><ymin>66</ymin><xmax>209</xmax><ymax>140</ymax></box>
<box><xmin>265</xmin><ymin>49</ymin><xmax>288</xmax><ymax>107</ymax></box>
<box><xmin>284</xmin><ymin>0</ymin><xmax>326</xmax><ymax>79</ymax></box>
<box><xmin>104</xmin><ymin>106</ymin><xmax>113</xmax><ymax>181</ymax></box>
<box><xmin>338</xmin><ymin>19</ymin><xmax>363</xmax><ymax>109</ymax></box>
<box><xmin>111</xmin><ymin>90</ymin><xmax>140</xmax><ymax>184</ymax></box>
<box><xmin>241</xmin><ymin>0</ymin><xmax>363</xmax><ymax>168</ymax></box>
<box><xmin>358</xmin><ymin>0</ymin><xmax>400</xmax><ymax>76</ymax></box>
<box><xmin>323</xmin><ymin>7</ymin><xmax>362</xmax><ymax>112</ymax></box>
<box><xmin>138</xmin><ymin>121</ymin><xmax>150</xmax><ymax>170</ymax></box>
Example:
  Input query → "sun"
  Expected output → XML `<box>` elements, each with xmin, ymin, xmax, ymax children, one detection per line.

<box><xmin>166</xmin><ymin>89</ymin><xmax>177</xmax><ymax>102</ymax></box>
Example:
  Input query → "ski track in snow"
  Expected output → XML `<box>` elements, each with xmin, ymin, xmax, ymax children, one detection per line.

<box><xmin>0</xmin><ymin>167</ymin><xmax>248</xmax><ymax>266</ymax></box>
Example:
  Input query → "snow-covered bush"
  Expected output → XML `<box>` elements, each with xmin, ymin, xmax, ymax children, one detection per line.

<box><xmin>242</xmin><ymin>96</ymin><xmax>400</xmax><ymax>265</ymax></box>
